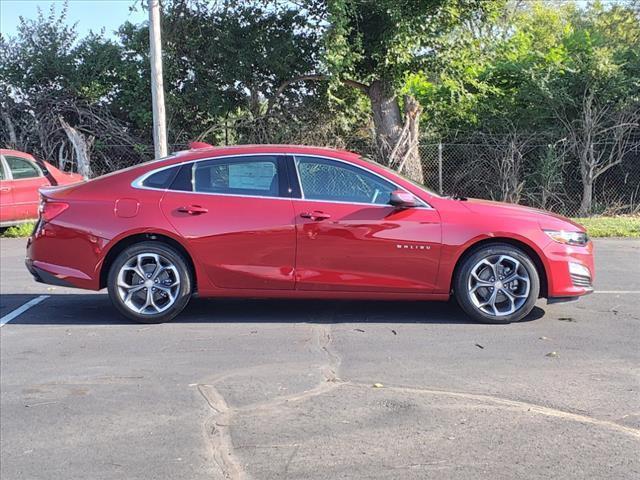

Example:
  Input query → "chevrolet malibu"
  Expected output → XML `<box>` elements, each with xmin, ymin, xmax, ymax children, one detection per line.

<box><xmin>26</xmin><ymin>144</ymin><xmax>594</xmax><ymax>323</ymax></box>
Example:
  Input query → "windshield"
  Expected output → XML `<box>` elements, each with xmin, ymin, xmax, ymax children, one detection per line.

<box><xmin>359</xmin><ymin>156</ymin><xmax>442</xmax><ymax>198</ymax></box>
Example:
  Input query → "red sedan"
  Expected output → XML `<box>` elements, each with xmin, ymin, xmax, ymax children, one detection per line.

<box><xmin>1</xmin><ymin>148</ymin><xmax>83</xmax><ymax>227</ymax></box>
<box><xmin>26</xmin><ymin>144</ymin><xmax>594</xmax><ymax>323</ymax></box>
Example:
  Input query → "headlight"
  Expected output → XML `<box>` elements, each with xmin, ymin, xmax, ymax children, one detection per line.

<box><xmin>544</xmin><ymin>229</ymin><xmax>589</xmax><ymax>246</ymax></box>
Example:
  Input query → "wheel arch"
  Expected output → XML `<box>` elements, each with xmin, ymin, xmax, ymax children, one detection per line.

<box><xmin>451</xmin><ymin>236</ymin><xmax>548</xmax><ymax>298</ymax></box>
<box><xmin>99</xmin><ymin>232</ymin><xmax>197</xmax><ymax>291</ymax></box>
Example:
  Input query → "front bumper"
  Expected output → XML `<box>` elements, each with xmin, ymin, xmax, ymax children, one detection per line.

<box><xmin>542</xmin><ymin>240</ymin><xmax>594</xmax><ymax>298</ymax></box>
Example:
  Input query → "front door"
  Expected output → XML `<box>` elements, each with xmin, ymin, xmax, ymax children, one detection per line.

<box><xmin>291</xmin><ymin>155</ymin><xmax>441</xmax><ymax>293</ymax></box>
<box><xmin>159</xmin><ymin>154</ymin><xmax>297</xmax><ymax>290</ymax></box>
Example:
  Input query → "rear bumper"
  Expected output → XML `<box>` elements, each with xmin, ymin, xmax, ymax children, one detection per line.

<box><xmin>25</xmin><ymin>222</ymin><xmax>105</xmax><ymax>290</ymax></box>
<box><xmin>26</xmin><ymin>259</ymin><xmax>76</xmax><ymax>288</ymax></box>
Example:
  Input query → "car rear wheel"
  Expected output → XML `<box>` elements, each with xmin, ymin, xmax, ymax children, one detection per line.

<box><xmin>454</xmin><ymin>243</ymin><xmax>540</xmax><ymax>324</ymax></box>
<box><xmin>107</xmin><ymin>242</ymin><xmax>192</xmax><ymax>323</ymax></box>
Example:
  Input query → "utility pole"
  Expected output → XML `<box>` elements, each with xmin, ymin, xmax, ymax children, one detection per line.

<box><xmin>148</xmin><ymin>0</ymin><xmax>168</xmax><ymax>158</ymax></box>
<box><xmin>438</xmin><ymin>142</ymin><xmax>443</xmax><ymax>195</ymax></box>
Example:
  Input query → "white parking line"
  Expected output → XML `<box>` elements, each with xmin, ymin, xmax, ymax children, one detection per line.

<box><xmin>0</xmin><ymin>295</ymin><xmax>50</xmax><ymax>327</ymax></box>
<box><xmin>594</xmin><ymin>291</ymin><xmax>640</xmax><ymax>294</ymax></box>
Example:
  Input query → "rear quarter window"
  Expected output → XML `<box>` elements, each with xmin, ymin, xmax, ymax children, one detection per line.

<box><xmin>141</xmin><ymin>166</ymin><xmax>181</xmax><ymax>189</ymax></box>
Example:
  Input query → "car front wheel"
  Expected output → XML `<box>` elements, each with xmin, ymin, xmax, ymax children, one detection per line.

<box><xmin>454</xmin><ymin>243</ymin><xmax>540</xmax><ymax>324</ymax></box>
<box><xmin>107</xmin><ymin>242</ymin><xmax>192</xmax><ymax>323</ymax></box>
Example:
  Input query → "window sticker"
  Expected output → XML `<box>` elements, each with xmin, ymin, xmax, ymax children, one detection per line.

<box><xmin>228</xmin><ymin>162</ymin><xmax>275</xmax><ymax>190</ymax></box>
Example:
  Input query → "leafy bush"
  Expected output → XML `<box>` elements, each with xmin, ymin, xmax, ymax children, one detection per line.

<box><xmin>0</xmin><ymin>223</ymin><xmax>35</xmax><ymax>238</ymax></box>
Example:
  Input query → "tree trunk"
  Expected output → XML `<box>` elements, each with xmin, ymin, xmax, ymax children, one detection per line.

<box><xmin>578</xmin><ymin>153</ymin><xmax>594</xmax><ymax>216</ymax></box>
<box><xmin>59</xmin><ymin>117</ymin><xmax>93</xmax><ymax>179</ymax></box>
<box><xmin>579</xmin><ymin>175</ymin><xmax>593</xmax><ymax>216</ymax></box>
<box><xmin>368</xmin><ymin>80</ymin><xmax>424</xmax><ymax>184</ymax></box>
<box><xmin>1</xmin><ymin>109</ymin><xmax>18</xmax><ymax>148</ymax></box>
<box><xmin>58</xmin><ymin>143</ymin><xmax>68</xmax><ymax>171</ymax></box>
<box><xmin>577</xmin><ymin>138</ymin><xmax>595</xmax><ymax>216</ymax></box>
<box><xmin>398</xmin><ymin>95</ymin><xmax>423</xmax><ymax>184</ymax></box>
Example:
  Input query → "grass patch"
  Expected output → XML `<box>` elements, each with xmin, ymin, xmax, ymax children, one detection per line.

<box><xmin>572</xmin><ymin>216</ymin><xmax>640</xmax><ymax>238</ymax></box>
<box><xmin>0</xmin><ymin>222</ymin><xmax>35</xmax><ymax>238</ymax></box>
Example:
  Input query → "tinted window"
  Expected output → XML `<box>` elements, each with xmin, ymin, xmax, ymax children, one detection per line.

<box><xmin>169</xmin><ymin>164</ymin><xmax>194</xmax><ymax>191</ymax></box>
<box><xmin>142</xmin><ymin>165</ymin><xmax>180</xmax><ymax>189</ymax></box>
<box><xmin>0</xmin><ymin>161</ymin><xmax>5</xmax><ymax>180</ymax></box>
<box><xmin>6</xmin><ymin>156</ymin><xmax>41</xmax><ymax>180</ymax></box>
<box><xmin>295</xmin><ymin>156</ymin><xmax>396</xmax><ymax>204</ymax></box>
<box><xmin>192</xmin><ymin>156</ymin><xmax>280</xmax><ymax>197</ymax></box>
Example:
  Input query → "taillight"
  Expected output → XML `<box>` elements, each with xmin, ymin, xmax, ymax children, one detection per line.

<box><xmin>40</xmin><ymin>201</ymin><xmax>69</xmax><ymax>222</ymax></box>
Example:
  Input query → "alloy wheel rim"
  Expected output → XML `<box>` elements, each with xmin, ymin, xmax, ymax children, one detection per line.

<box><xmin>467</xmin><ymin>254</ymin><xmax>530</xmax><ymax>317</ymax></box>
<box><xmin>117</xmin><ymin>253</ymin><xmax>181</xmax><ymax>315</ymax></box>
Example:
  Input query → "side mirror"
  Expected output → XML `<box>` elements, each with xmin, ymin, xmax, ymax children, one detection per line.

<box><xmin>389</xmin><ymin>190</ymin><xmax>416</xmax><ymax>208</ymax></box>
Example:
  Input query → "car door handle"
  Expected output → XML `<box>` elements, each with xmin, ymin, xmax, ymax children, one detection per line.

<box><xmin>0</xmin><ymin>187</ymin><xmax>11</xmax><ymax>192</ymax></box>
<box><xmin>177</xmin><ymin>205</ymin><xmax>208</xmax><ymax>215</ymax></box>
<box><xmin>300</xmin><ymin>210</ymin><xmax>331</xmax><ymax>221</ymax></box>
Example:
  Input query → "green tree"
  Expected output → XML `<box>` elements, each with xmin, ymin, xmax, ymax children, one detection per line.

<box><xmin>542</xmin><ymin>2</ymin><xmax>640</xmax><ymax>215</ymax></box>
<box><xmin>0</xmin><ymin>2</ymin><xmax>139</xmax><ymax>174</ymax></box>
<box><xmin>324</xmin><ymin>0</ymin><xmax>502</xmax><ymax>181</ymax></box>
<box><xmin>115</xmin><ymin>0</ymin><xmax>324</xmax><ymax>144</ymax></box>
<box><xmin>406</xmin><ymin>1</ymin><xmax>640</xmax><ymax>214</ymax></box>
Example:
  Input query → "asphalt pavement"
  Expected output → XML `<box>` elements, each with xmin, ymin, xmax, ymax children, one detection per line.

<box><xmin>1</xmin><ymin>237</ymin><xmax>639</xmax><ymax>479</ymax></box>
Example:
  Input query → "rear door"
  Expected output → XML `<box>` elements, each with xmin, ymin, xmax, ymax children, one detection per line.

<box><xmin>158</xmin><ymin>154</ymin><xmax>297</xmax><ymax>290</ymax></box>
<box><xmin>4</xmin><ymin>155</ymin><xmax>50</xmax><ymax>221</ymax></box>
<box><xmin>0</xmin><ymin>156</ymin><xmax>15</xmax><ymax>224</ymax></box>
<box><xmin>290</xmin><ymin>155</ymin><xmax>441</xmax><ymax>293</ymax></box>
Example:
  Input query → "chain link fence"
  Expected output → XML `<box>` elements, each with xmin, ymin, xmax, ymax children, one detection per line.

<box><xmin>418</xmin><ymin>142</ymin><xmax>640</xmax><ymax>217</ymax></box>
<box><xmin>85</xmin><ymin>141</ymin><xmax>639</xmax><ymax>218</ymax></box>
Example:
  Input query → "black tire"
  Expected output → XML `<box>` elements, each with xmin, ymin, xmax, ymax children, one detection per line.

<box><xmin>107</xmin><ymin>241</ymin><xmax>192</xmax><ymax>323</ymax></box>
<box><xmin>454</xmin><ymin>243</ymin><xmax>540</xmax><ymax>324</ymax></box>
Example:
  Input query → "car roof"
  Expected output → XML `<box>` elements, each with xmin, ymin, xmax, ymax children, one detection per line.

<box><xmin>176</xmin><ymin>144</ymin><xmax>361</xmax><ymax>162</ymax></box>
<box><xmin>0</xmin><ymin>148</ymin><xmax>35</xmax><ymax>159</ymax></box>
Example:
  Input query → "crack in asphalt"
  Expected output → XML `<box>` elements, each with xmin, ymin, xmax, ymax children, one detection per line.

<box><xmin>195</xmin><ymin>322</ymin><xmax>344</xmax><ymax>480</ymax></box>
<box><xmin>343</xmin><ymin>382</ymin><xmax>640</xmax><ymax>439</ymax></box>
<box><xmin>197</xmin><ymin>384</ymin><xmax>246</xmax><ymax>480</ymax></box>
<box><xmin>313</xmin><ymin>323</ymin><xmax>342</xmax><ymax>383</ymax></box>
<box><xmin>195</xmin><ymin>320</ymin><xmax>639</xmax><ymax>480</ymax></box>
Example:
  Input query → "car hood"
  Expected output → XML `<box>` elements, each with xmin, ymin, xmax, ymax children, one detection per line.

<box><xmin>461</xmin><ymin>198</ymin><xmax>585</xmax><ymax>231</ymax></box>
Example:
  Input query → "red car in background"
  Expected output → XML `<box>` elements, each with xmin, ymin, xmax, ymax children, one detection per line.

<box><xmin>26</xmin><ymin>144</ymin><xmax>594</xmax><ymax>324</ymax></box>
<box><xmin>0</xmin><ymin>149</ymin><xmax>83</xmax><ymax>227</ymax></box>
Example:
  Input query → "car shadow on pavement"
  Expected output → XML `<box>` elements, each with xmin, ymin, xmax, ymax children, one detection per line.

<box><xmin>1</xmin><ymin>293</ymin><xmax>546</xmax><ymax>325</ymax></box>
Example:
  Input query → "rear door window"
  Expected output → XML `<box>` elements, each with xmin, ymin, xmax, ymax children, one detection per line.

<box><xmin>6</xmin><ymin>156</ymin><xmax>42</xmax><ymax>180</ymax></box>
<box><xmin>170</xmin><ymin>156</ymin><xmax>286</xmax><ymax>197</ymax></box>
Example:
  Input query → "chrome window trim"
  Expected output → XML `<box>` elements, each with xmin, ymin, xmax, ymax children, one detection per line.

<box><xmin>132</xmin><ymin>152</ymin><xmax>432</xmax><ymax>208</ymax></box>
<box><xmin>131</xmin><ymin>163</ymin><xmax>183</xmax><ymax>191</ymax></box>
<box><xmin>291</xmin><ymin>154</ymin><xmax>430</xmax><ymax>208</ymax></box>
<box><xmin>0</xmin><ymin>155</ymin><xmax>9</xmax><ymax>181</ymax></box>
<box><xmin>132</xmin><ymin>154</ymin><xmax>287</xmax><ymax>200</ymax></box>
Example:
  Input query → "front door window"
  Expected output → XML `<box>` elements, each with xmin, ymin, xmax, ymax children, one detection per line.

<box><xmin>295</xmin><ymin>156</ymin><xmax>397</xmax><ymax>205</ymax></box>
